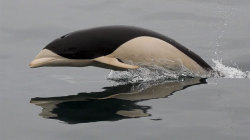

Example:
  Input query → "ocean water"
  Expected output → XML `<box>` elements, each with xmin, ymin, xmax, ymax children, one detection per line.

<box><xmin>1</xmin><ymin>0</ymin><xmax>250</xmax><ymax>140</ymax></box>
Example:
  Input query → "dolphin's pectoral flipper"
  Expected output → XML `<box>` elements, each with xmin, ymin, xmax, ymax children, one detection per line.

<box><xmin>93</xmin><ymin>56</ymin><xmax>139</xmax><ymax>70</ymax></box>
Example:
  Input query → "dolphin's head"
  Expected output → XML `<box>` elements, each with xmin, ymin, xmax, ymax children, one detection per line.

<box><xmin>29</xmin><ymin>34</ymin><xmax>92</xmax><ymax>68</ymax></box>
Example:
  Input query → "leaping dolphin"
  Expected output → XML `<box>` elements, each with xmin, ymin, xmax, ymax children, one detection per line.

<box><xmin>29</xmin><ymin>25</ymin><xmax>212</xmax><ymax>75</ymax></box>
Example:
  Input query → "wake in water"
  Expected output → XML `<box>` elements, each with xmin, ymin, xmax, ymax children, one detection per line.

<box><xmin>212</xmin><ymin>59</ymin><xmax>249</xmax><ymax>78</ymax></box>
<box><xmin>107</xmin><ymin>60</ymin><xmax>249</xmax><ymax>83</ymax></box>
<box><xmin>107</xmin><ymin>65</ymin><xmax>196</xmax><ymax>84</ymax></box>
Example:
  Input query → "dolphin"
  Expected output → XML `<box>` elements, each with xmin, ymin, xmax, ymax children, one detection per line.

<box><xmin>29</xmin><ymin>26</ymin><xmax>212</xmax><ymax>75</ymax></box>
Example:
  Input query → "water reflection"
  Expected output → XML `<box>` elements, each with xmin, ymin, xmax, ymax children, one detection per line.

<box><xmin>30</xmin><ymin>78</ymin><xmax>206</xmax><ymax>124</ymax></box>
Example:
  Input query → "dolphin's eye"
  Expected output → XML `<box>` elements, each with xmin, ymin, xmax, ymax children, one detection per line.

<box><xmin>60</xmin><ymin>34</ymin><xmax>69</xmax><ymax>39</ymax></box>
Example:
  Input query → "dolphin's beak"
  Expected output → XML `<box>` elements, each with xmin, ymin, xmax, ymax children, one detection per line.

<box><xmin>29</xmin><ymin>49</ymin><xmax>92</xmax><ymax>68</ymax></box>
<box><xmin>29</xmin><ymin>49</ymin><xmax>60</xmax><ymax>68</ymax></box>
<box><xmin>29</xmin><ymin>57</ymin><xmax>56</xmax><ymax>68</ymax></box>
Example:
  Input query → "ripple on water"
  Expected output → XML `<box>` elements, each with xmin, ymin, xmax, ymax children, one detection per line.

<box><xmin>107</xmin><ymin>59</ymin><xmax>249</xmax><ymax>84</ymax></box>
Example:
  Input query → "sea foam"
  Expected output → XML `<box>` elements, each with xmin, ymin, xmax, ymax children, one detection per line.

<box><xmin>107</xmin><ymin>59</ymin><xmax>249</xmax><ymax>83</ymax></box>
<box><xmin>212</xmin><ymin>59</ymin><xmax>249</xmax><ymax>78</ymax></box>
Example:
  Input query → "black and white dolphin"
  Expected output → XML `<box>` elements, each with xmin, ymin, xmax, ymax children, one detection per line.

<box><xmin>29</xmin><ymin>26</ymin><xmax>212</xmax><ymax>75</ymax></box>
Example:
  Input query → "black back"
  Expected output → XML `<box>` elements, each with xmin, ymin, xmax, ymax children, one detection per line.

<box><xmin>44</xmin><ymin>25</ymin><xmax>212</xmax><ymax>70</ymax></box>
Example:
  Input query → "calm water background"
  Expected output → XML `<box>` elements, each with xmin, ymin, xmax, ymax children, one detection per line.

<box><xmin>1</xmin><ymin>0</ymin><xmax>250</xmax><ymax>140</ymax></box>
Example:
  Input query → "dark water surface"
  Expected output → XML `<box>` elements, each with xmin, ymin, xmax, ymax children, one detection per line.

<box><xmin>1</xmin><ymin>0</ymin><xmax>250</xmax><ymax>140</ymax></box>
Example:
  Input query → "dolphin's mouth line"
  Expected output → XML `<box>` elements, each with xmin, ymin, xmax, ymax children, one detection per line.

<box><xmin>29</xmin><ymin>57</ymin><xmax>60</xmax><ymax>68</ymax></box>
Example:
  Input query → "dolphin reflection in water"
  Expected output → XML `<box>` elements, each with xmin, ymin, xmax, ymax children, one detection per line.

<box><xmin>30</xmin><ymin>78</ymin><xmax>206</xmax><ymax>124</ymax></box>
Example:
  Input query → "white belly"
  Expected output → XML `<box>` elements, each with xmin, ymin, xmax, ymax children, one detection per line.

<box><xmin>110</xmin><ymin>36</ymin><xmax>208</xmax><ymax>75</ymax></box>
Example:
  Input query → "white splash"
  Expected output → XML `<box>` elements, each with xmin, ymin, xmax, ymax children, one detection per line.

<box><xmin>107</xmin><ymin>60</ymin><xmax>249</xmax><ymax>83</ymax></box>
<box><xmin>212</xmin><ymin>59</ymin><xmax>249</xmax><ymax>78</ymax></box>
<box><xmin>107</xmin><ymin>66</ymin><xmax>194</xmax><ymax>83</ymax></box>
